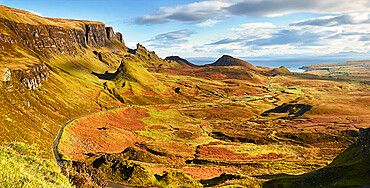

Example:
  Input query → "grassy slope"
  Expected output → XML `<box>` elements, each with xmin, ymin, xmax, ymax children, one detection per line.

<box><xmin>0</xmin><ymin>142</ymin><xmax>72</xmax><ymax>187</ymax></box>
<box><xmin>0</xmin><ymin>44</ymin><xmax>127</xmax><ymax>158</ymax></box>
<box><xmin>0</xmin><ymin>5</ymin><xmax>101</xmax><ymax>29</ymax></box>
<box><xmin>264</xmin><ymin>128</ymin><xmax>370</xmax><ymax>187</ymax></box>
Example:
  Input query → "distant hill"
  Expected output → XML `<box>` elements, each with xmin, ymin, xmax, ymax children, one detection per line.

<box><xmin>207</xmin><ymin>55</ymin><xmax>260</xmax><ymax>71</ymax></box>
<box><xmin>271</xmin><ymin>66</ymin><xmax>291</xmax><ymax>74</ymax></box>
<box><xmin>264</xmin><ymin>128</ymin><xmax>370</xmax><ymax>187</ymax></box>
<box><xmin>165</xmin><ymin>56</ymin><xmax>198</xmax><ymax>67</ymax></box>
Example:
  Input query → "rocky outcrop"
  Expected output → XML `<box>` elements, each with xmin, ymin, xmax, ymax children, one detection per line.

<box><xmin>0</xmin><ymin>18</ymin><xmax>124</xmax><ymax>56</ymax></box>
<box><xmin>105</xmin><ymin>27</ymin><xmax>124</xmax><ymax>44</ymax></box>
<box><xmin>15</xmin><ymin>64</ymin><xmax>50</xmax><ymax>90</ymax></box>
<box><xmin>129</xmin><ymin>43</ymin><xmax>161</xmax><ymax>62</ymax></box>
<box><xmin>4</xmin><ymin>67</ymin><xmax>11</xmax><ymax>82</ymax></box>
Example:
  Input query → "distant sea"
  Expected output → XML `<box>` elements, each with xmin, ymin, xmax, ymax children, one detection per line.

<box><xmin>187</xmin><ymin>57</ymin><xmax>368</xmax><ymax>73</ymax></box>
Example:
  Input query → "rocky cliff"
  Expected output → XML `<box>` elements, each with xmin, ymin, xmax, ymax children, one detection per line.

<box><xmin>0</xmin><ymin>5</ymin><xmax>125</xmax><ymax>90</ymax></box>
<box><xmin>0</xmin><ymin>18</ymin><xmax>124</xmax><ymax>56</ymax></box>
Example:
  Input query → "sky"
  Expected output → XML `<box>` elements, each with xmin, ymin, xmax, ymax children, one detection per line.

<box><xmin>1</xmin><ymin>0</ymin><xmax>370</xmax><ymax>68</ymax></box>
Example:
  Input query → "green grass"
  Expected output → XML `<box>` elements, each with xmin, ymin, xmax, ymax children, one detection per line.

<box><xmin>0</xmin><ymin>142</ymin><xmax>72</xmax><ymax>188</ymax></box>
<box><xmin>265</xmin><ymin>130</ymin><xmax>370</xmax><ymax>187</ymax></box>
<box><xmin>283</xmin><ymin>88</ymin><xmax>304</xmax><ymax>95</ymax></box>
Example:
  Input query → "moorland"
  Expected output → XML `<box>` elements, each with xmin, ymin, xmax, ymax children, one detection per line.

<box><xmin>0</xmin><ymin>5</ymin><xmax>369</xmax><ymax>188</ymax></box>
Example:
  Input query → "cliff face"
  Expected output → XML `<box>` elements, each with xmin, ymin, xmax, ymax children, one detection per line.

<box><xmin>0</xmin><ymin>6</ymin><xmax>125</xmax><ymax>90</ymax></box>
<box><xmin>0</xmin><ymin>18</ymin><xmax>124</xmax><ymax>56</ymax></box>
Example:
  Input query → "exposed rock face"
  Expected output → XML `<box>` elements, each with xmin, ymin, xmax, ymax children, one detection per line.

<box><xmin>208</xmin><ymin>55</ymin><xmax>260</xmax><ymax>71</ymax></box>
<box><xmin>105</xmin><ymin>27</ymin><xmax>124</xmax><ymax>44</ymax></box>
<box><xmin>165</xmin><ymin>56</ymin><xmax>198</xmax><ymax>67</ymax></box>
<box><xmin>15</xmin><ymin>64</ymin><xmax>50</xmax><ymax>90</ymax></box>
<box><xmin>0</xmin><ymin>6</ymin><xmax>125</xmax><ymax>89</ymax></box>
<box><xmin>4</xmin><ymin>67</ymin><xmax>11</xmax><ymax>82</ymax></box>
<box><xmin>127</xmin><ymin>43</ymin><xmax>164</xmax><ymax>67</ymax></box>
<box><xmin>0</xmin><ymin>18</ymin><xmax>124</xmax><ymax>56</ymax></box>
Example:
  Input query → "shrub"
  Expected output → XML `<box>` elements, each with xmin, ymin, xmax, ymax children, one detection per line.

<box><xmin>61</xmin><ymin>161</ymin><xmax>108</xmax><ymax>188</ymax></box>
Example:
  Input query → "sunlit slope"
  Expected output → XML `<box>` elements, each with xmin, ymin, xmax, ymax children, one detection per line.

<box><xmin>264</xmin><ymin>128</ymin><xmax>370</xmax><ymax>187</ymax></box>
<box><xmin>0</xmin><ymin>5</ymin><xmax>102</xmax><ymax>28</ymax></box>
<box><xmin>0</xmin><ymin>142</ymin><xmax>72</xmax><ymax>187</ymax></box>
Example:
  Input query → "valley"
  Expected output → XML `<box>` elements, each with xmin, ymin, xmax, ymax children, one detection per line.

<box><xmin>0</xmin><ymin>4</ymin><xmax>369</xmax><ymax>188</ymax></box>
<box><xmin>55</xmin><ymin>66</ymin><xmax>368</xmax><ymax>187</ymax></box>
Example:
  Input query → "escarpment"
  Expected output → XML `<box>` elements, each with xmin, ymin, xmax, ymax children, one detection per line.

<box><xmin>0</xmin><ymin>5</ymin><xmax>125</xmax><ymax>90</ymax></box>
<box><xmin>0</xmin><ymin>18</ymin><xmax>124</xmax><ymax>56</ymax></box>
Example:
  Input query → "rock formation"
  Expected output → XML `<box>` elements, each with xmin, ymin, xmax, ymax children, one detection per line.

<box><xmin>16</xmin><ymin>63</ymin><xmax>50</xmax><ymax>90</ymax></box>
<box><xmin>0</xmin><ymin>5</ymin><xmax>125</xmax><ymax>90</ymax></box>
<box><xmin>4</xmin><ymin>67</ymin><xmax>11</xmax><ymax>82</ymax></box>
<box><xmin>0</xmin><ymin>18</ymin><xmax>124</xmax><ymax>56</ymax></box>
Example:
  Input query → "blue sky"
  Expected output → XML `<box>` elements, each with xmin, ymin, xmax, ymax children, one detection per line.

<box><xmin>1</xmin><ymin>0</ymin><xmax>370</xmax><ymax>67</ymax></box>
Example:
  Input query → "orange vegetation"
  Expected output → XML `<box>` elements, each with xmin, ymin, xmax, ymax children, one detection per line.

<box><xmin>196</xmin><ymin>145</ymin><xmax>287</xmax><ymax>161</ymax></box>
<box><xmin>150</xmin><ymin>166</ymin><xmax>239</xmax><ymax>179</ymax></box>
<box><xmin>146</xmin><ymin>105</ymin><xmax>170</xmax><ymax>111</ymax></box>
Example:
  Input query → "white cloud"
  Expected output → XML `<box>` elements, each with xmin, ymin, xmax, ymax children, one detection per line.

<box><xmin>135</xmin><ymin>1</ymin><xmax>231</xmax><ymax>24</ymax></box>
<box><xmin>152</xmin><ymin>13</ymin><xmax>370</xmax><ymax>58</ymax></box>
<box><xmin>145</xmin><ymin>29</ymin><xmax>195</xmax><ymax>48</ymax></box>
<box><xmin>134</xmin><ymin>0</ymin><xmax>370</xmax><ymax>25</ymax></box>
<box><xmin>291</xmin><ymin>13</ymin><xmax>370</xmax><ymax>26</ymax></box>
<box><xmin>197</xmin><ymin>19</ymin><xmax>221</xmax><ymax>27</ymax></box>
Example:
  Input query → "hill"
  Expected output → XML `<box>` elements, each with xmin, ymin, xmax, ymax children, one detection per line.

<box><xmin>0</xmin><ymin>4</ymin><xmax>182</xmax><ymax>157</ymax></box>
<box><xmin>271</xmin><ymin>66</ymin><xmax>291</xmax><ymax>74</ymax></box>
<box><xmin>264</xmin><ymin>128</ymin><xmax>370</xmax><ymax>187</ymax></box>
<box><xmin>0</xmin><ymin>142</ymin><xmax>72</xmax><ymax>187</ymax></box>
<box><xmin>165</xmin><ymin>56</ymin><xmax>198</xmax><ymax>67</ymax></box>
<box><xmin>207</xmin><ymin>55</ymin><xmax>261</xmax><ymax>71</ymax></box>
<box><xmin>1</xmin><ymin>4</ymin><xmax>369</xmax><ymax>188</ymax></box>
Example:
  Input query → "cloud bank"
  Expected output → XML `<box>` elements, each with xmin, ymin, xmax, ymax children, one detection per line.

<box><xmin>146</xmin><ymin>29</ymin><xmax>195</xmax><ymax>48</ymax></box>
<box><xmin>135</xmin><ymin>0</ymin><xmax>370</xmax><ymax>25</ymax></box>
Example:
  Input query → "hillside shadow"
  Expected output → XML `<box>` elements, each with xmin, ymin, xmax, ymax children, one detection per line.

<box><xmin>92</xmin><ymin>71</ymin><xmax>117</xmax><ymax>80</ymax></box>
<box><xmin>254</xmin><ymin>173</ymin><xmax>296</xmax><ymax>179</ymax></box>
